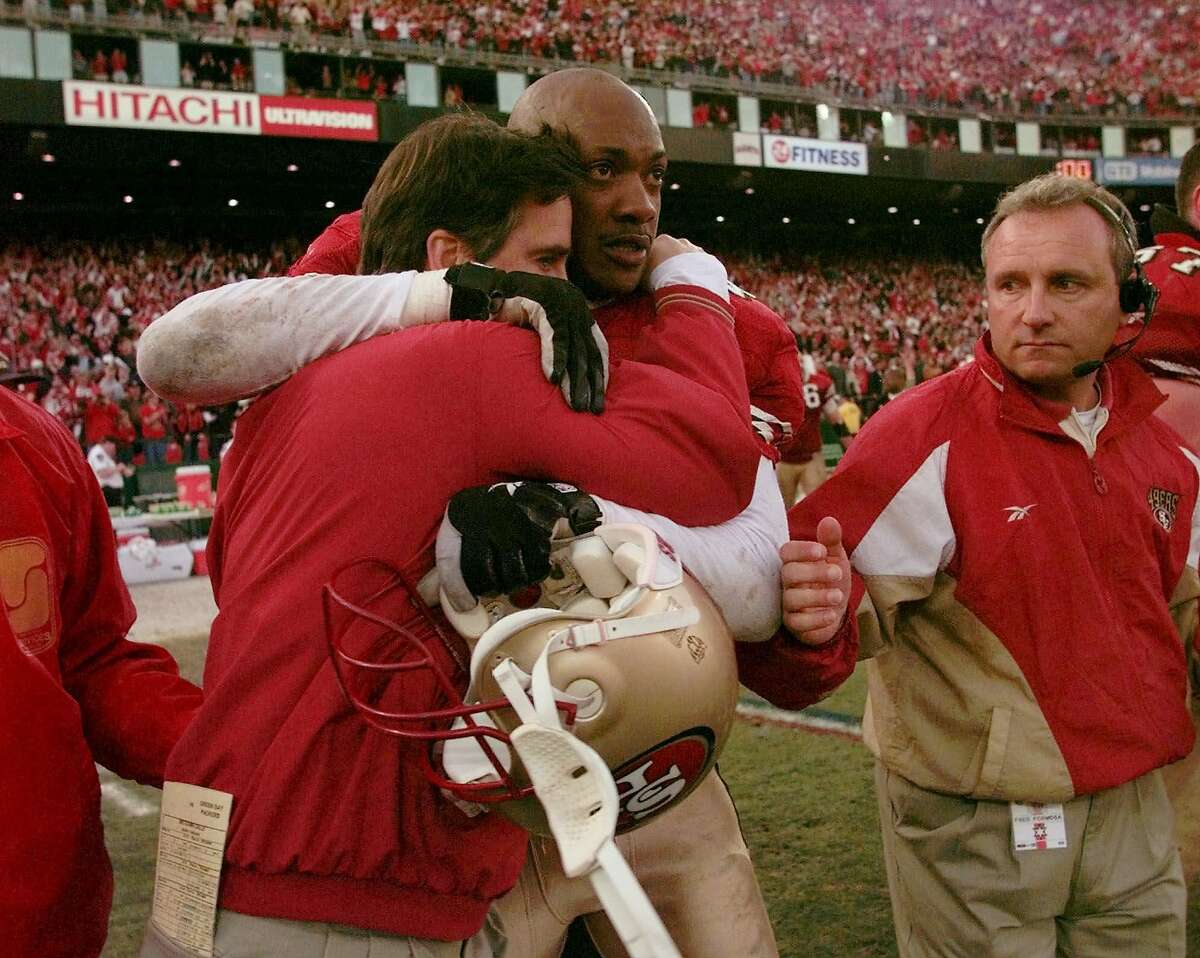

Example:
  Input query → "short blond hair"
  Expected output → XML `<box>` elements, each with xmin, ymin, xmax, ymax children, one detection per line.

<box><xmin>981</xmin><ymin>174</ymin><xmax>1136</xmax><ymax>281</ymax></box>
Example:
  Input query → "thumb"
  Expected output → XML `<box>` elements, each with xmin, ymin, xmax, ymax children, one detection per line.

<box><xmin>816</xmin><ymin>516</ymin><xmax>847</xmax><ymax>561</ymax></box>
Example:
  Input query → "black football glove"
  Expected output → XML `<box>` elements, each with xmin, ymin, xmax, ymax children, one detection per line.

<box><xmin>444</xmin><ymin>263</ymin><xmax>609</xmax><ymax>414</ymax></box>
<box><xmin>436</xmin><ymin>481</ymin><xmax>602</xmax><ymax>612</ymax></box>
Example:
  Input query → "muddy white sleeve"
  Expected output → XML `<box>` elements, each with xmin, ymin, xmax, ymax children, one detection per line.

<box><xmin>591</xmin><ymin>457</ymin><xmax>786</xmax><ymax>642</ymax></box>
<box><xmin>137</xmin><ymin>270</ymin><xmax>461</xmax><ymax>404</ymax></box>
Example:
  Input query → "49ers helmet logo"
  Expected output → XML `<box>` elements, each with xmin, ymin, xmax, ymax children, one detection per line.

<box><xmin>612</xmin><ymin>728</ymin><xmax>715</xmax><ymax>832</ymax></box>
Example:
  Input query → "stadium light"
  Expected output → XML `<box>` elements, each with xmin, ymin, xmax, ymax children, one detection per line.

<box><xmin>13</xmin><ymin>192</ymin><xmax>24</xmax><ymax>201</ymax></box>
<box><xmin>1139</xmin><ymin>203</ymin><xmax>1151</xmax><ymax>213</ymax></box>
<box><xmin>325</xmin><ymin>200</ymin><xmax>335</xmax><ymax>209</ymax></box>
<box><xmin>887</xmin><ymin>206</ymin><xmax>898</xmax><ymax>214</ymax></box>
<box><xmin>913</xmin><ymin>218</ymin><xmax>920</xmax><ymax>225</ymax></box>
<box><xmin>670</xmin><ymin>182</ymin><xmax>680</xmax><ymax>191</ymax></box>
<box><xmin>847</xmin><ymin>217</ymin><xmax>856</xmax><ymax>225</ymax></box>
<box><xmin>123</xmin><ymin>195</ymin><xmax>133</xmax><ymax>204</ymax></box>
<box><xmin>287</xmin><ymin>163</ymin><xmax>300</xmax><ymax>173</ymax></box>
<box><xmin>976</xmin><ymin>217</ymin><xmax>985</xmax><ymax>225</ymax></box>
<box><xmin>41</xmin><ymin>153</ymin><xmax>55</xmax><ymax>163</ymax></box>
<box><xmin>715</xmin><ymin>215</ymin><xmax>725</xmax><ymax>223</ymax></box>
<box><xmin>228</xmin><ymin>199</ymin><xmax>239</xmax><ymax>208</ymax></box>
<box><xmin>745</xmin><ymin>187</ymin><xmax>755</xmax><ymax>195</ymax></box>
<box><xmin>781</xmin><ymin>217</ymin><xmax>791</xmax><ymax>224</ymax></box>
<box><xmin>168</xmin><ymin>159</ymin><xmax>181</xmax><ymax>168</ymax></box>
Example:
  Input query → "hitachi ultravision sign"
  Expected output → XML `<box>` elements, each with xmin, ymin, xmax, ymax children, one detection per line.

<box><xmin>762</xmin><ymin>135</ymin><xmax>868</xmax><ymax>175</ymax></box>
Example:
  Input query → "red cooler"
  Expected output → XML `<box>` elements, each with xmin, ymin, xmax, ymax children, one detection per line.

<box><xmin>175</xmin><ymin>465</ymin><xmax>214</xmax><ymax>509</ymax></box>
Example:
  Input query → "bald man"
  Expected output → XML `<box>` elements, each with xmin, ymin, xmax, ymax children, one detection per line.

<box><xmin>166</xmin><ymin>71</ymin><xmax>801</xmax><ymax>958</ymax></box>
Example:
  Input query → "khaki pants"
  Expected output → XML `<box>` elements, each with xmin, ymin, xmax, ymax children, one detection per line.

<box><xmin>875</xmin><ymin>763</ymin><xmax>1186</xmax><ymax>958</ymax></box>
<box><xmin>494</xmin><ymin>769</ymin><xmax>778</xmax><ymax>958</ymax></box>
<box><xmin>140</xmin><ymin>909</ymin><xmax>505</xmax><ymax>958</ymax></box>
<box><xmin>776</xmin><ymin>457</ymin><xmax>827</xmax><ymax>507</ymax></box>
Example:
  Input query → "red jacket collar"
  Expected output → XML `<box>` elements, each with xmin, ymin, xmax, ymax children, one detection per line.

<box><xmin>973</xmin><ymin>333</ymin><xmax>1165</xmax><ymax>443</ymax></box>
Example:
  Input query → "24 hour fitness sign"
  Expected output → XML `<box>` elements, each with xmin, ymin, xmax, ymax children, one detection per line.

<box><xmin>63</xmin><ymin>82</ymin><xmax>378</xmax><ymax>142</ymax></box>
<box><xmin>762</xmin><ymin>135</ymin><xmax>868</xmax><ymax>175</ymax></box>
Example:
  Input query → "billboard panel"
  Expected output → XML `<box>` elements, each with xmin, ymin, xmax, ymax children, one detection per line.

<box><xmin>762</xmin><ymin>135</ymin><xmax>868</xmax><ymax>175</ymax></box>
<box><xmin>64</xmin><ymin>80</ymin><xmax>259</xmax><ymax>134</ymax></box>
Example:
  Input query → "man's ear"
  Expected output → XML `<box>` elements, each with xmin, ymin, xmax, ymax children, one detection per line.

<box><xmin>425</xmin><ymin>230</ymin><xmax>475</xmax><ymax>270</ymax></box>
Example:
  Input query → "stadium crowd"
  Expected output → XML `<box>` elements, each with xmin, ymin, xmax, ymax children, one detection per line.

<box><xmin>729</xmin><ymin>252</ymin><xmax>986</xmax><ymax>398</ymax></box>
<box><xmin>0</xmin><ymin>238</ymin><xmax>983</xmax><ymax>457</ymax></box>
<box><xmin>0</xmin><ymin>240</ymin><xmax>295</xmax><ymax>464</ymax></box>
<box><xmin>44</xmin><ymin>0</ymin><xmax>1200</xmax><ymax>116</ymax></box>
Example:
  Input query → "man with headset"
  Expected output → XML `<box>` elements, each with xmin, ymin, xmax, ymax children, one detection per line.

<box><xmin>764</xmin><ymin>174</ymin><xmax>1199</xmax><ymax>956</ymax></box>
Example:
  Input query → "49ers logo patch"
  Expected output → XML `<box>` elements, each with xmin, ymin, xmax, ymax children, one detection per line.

<box><xmin>0</xmin><ymin>537</ymin><xmax>57</xmax><ymax>656</ymax></box>
<box><xmin>1148</xmin><ymin>487</ymin><xmax>1180</xmax><ymax>532</ymax></box>
<box><xmin>612</xmin><ymin>728</ymin><xmax>715</xmax><ymax>832</ymax></box>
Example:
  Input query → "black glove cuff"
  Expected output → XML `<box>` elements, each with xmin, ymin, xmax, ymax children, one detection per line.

<box><xmin>445</xmin><ymin>262</ymin><xmax>507</xmax><ymax>320</ymax></box>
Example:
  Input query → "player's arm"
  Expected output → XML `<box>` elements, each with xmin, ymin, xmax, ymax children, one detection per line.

<box><xmin>631</xmin><ymin>238</ymin><xmax>751</xmax><ymax>417</ymax></box>
<box><xmin>742</xmin><ymin>300</ymin><xmax>809</xmax><ymax>458</ymax></box>
<box><xmin>590</xmin><ymin>457</ymin><xmax>787</xmax><ymax>642</ymax></box>
<box><xmin>440</xmin><ymin>457</ymin><xmax>788</xmax><ymax>642</ymax></box>
<box><xmin>58</xmin><ymin>440</ymin><xmax>202</xmax><ymax>786</ymax></box>
<box><xmin>738</xmin><ymin>396</ymin><xmax>957</xmax><ymax>710</ymax></box>
<box><xmin>138</xmin><ymin>268</ymin><xmax>608</xmax><ymax>411</ymax></box>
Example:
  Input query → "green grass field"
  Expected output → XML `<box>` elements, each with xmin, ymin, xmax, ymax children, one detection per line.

<box><xmin>99</xmin><ymin>639</ymin><xmax>1200</xmax><ymax>957</ymax></box>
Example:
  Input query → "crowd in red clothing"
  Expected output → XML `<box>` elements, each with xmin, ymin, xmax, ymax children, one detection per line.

<box><xmin>51</xmin><ymin>0</ymin><xmax>1200</xmax><ymax>116</ymax></box>
<box><xmin>0</xmin><ymin>240</ymin><xmax>295</xmax><ymax>464</ymax></box>
<box><xmin>2</xmin><ymin>237</ymin><xmax>984</xmax><ymax>452</ymax></box>
<box><xmin>727</xmin><ymin>253</ymin><xmax>987</xmax><ymax>398</ymax></box>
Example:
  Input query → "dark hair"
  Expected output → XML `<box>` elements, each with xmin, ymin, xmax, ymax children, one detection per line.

<box><xmin>360</xmin><ymin>113</ymin><xmax>584</xmax><ymax>274</ymax></box>
<box><xmin>1177</xmin><ymin>141</ymin><xmax>1200</xmax><ymax>222</ymax></box>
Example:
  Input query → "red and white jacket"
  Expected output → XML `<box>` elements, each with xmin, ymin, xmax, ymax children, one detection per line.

<box><xmin>744</xmin><ymin>335</ymin><xmax>1200</xmax><ymax>801</ymax></box>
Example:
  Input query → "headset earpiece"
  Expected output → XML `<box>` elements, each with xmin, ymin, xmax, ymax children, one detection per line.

<box><xmin>1118</xmin><ymin>270</ymin><xmax>1154</xmax><ymax>314</ymax></box>
<box><xmin>1083</xmin><ymin>195</ymin><xmax>1156</xmax><ymax>315</ymax></box>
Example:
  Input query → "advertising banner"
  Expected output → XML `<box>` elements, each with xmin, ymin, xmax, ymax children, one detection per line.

<box><xmin>732</xmin><ymin>131</ymin><xmax>763</xmax><ymax>167</ymax></box>
<box><xmin>64</xmin><ymin>82</ymin><xmax>378</xmax><ymax>142</ymax></box>
<box><xmin>259</xmin><ymin>95</ymin><xmax>377</xmax><ymax>141</ymax></box>
<box><xmin>762</xmin><ymin>135</ymin><xmax>868</xmax><ymax>175</ymax></box>
<box><xmin>63</xmin><ymin>80</ymin><xmax>260</xmax><ymax>134</ymax></box>
<box><xmin>1096</xmin><ymin>157</ymin><xmax>1181</xmax><ymax>186</ymax></box>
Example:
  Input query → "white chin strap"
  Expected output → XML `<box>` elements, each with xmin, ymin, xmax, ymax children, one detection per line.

<box><xmin>495</xmin><ymin>658</ymin><xmax>682</xmax><ymax>958</ymax></box>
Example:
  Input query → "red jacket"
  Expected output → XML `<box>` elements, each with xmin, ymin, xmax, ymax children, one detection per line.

<box><xmin>167</xmin><ymin>293</ymin><xmax>760</xmax><ymax>939</ymax></box>
<box><xmin>1135</xmin><ymin>207</ymin><xmax>1200</xmax><ymax>381</ymax></box>
<box><xmin>745</xmin><ymin>336</ymin><xmax>1200</xmax><ymax>799</ymax></box>
<box><xmin>0</xmin><ymin>389</ymin><xmax>202</xmax><ymax>958</ymax></box>
<box><xmin>289</xmin><ymin>211</ymin><xmax>808</xmax><ymax>447</ymax></box>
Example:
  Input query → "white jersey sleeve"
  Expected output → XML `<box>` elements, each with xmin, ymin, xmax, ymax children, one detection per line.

<box><xmin>136</xmin><ymin>270</ymin><xmax>454</xmax><ymax>404</ymax></box>
<box><xmin>592</xmin><ymin>457</ymin><xmax>787</xmax><ymax>642</ymax></box>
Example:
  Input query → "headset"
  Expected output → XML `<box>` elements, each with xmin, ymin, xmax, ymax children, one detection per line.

<box><xmin>1071</xmin><ymin>194</ymin><xmax>1160</xmax><ymax>377</ymax></box>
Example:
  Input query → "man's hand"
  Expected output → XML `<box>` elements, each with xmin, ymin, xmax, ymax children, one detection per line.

<box><xmin>780</xmin><ymin>516</ymin><xmax>852</xmax><ymax>646</ymax></box>
<box><xmin>646</xmin><ymin>234</ymin><xmax>704</xmax><ymax>277</ymax></box>
<box><xmin>436</xmin><ymin>481</ymin><xmax>602</xmax><ymax>612</ymax></box>
<box><xmin>444</xmin><ymin>264</ymin><xmax>608</xmax><ymax>414</ymax></box>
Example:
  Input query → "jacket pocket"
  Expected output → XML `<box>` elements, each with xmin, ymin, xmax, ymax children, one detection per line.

<box><xmin>956</xmin><ymin>706</ymin><xmax>1011</xmax><ymax>798</ymax></box>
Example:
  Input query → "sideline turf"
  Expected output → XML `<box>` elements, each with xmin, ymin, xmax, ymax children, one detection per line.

<box><xmin>100</xmin><ymin>649</ymin><xmax>1200</xmax><ymax>957</ymax></box>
